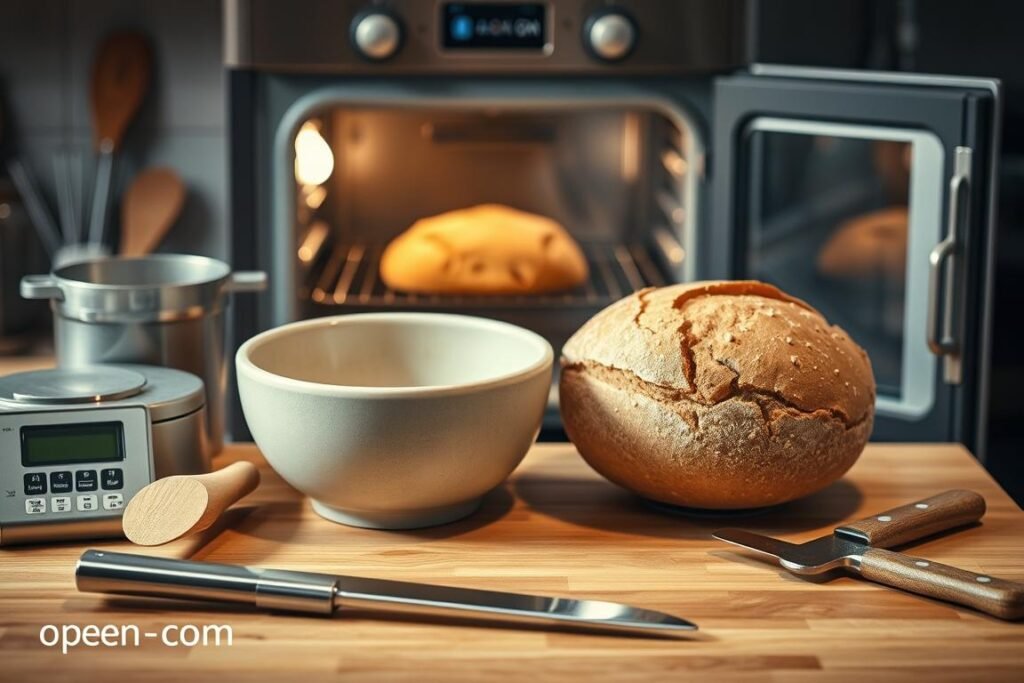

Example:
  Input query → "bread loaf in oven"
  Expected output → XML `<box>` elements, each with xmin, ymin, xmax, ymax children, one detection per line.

<box><xmin>559</xmin><ymin>281</ymin><xmax>875</xmax><ymax>509</ymax></box>
<box><xmin>380</xmin><ymin>204</ymin><xmax>588</xmax><ymax>295</ymax></box>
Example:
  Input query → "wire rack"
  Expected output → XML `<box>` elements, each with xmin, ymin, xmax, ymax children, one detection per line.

<box><xmin>304</xmin><ymin>241</ymin><xmax>669</xmax><ymax>309</ymax></box>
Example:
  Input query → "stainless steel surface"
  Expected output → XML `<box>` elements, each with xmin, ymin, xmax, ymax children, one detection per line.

<box><xmin>7</xmin><ymin>158</ymin><xmax>60</xmax><ymax>256</ymax></box>
<box><xmin>0</xmin><ymin>517</ymin><xmax>124</xmax><ymax>546</ymax></box>
<box><xmin>351</xmin><ymin>12</ymin><xmax>401</xmax><ymax>61</ymax></box>
<box><xmin>0</xmin><ymin>179</ymin><xmax>48</xmax><ymax>339</ymax></box>
<box><xmin>713</xmin><ymin>528</ymin><xmax>867</xmax><ymax>574</ymax></box>
<box><xmin>76</xmin><ymin>550</ymin><xmax>697</xmax><ymax>635</ymax></box>
<box><xmin>0</xmin><ymin>363</ymin><xmax>208</xmax><ymax>480</ymax></box>
<box><xmin>3</xmin><ymin>366</ymin><xmax>146</xmax><ymax>403</ymax></box>
<box><xmin>20</xmin><ymin>255</ymin><xmax>267</xmax><ymax>452</ymax></box>
<box><xmin>0</xmin><ymin>404</ymin><xmax>154</xmax><ymax>546</ymax></box>
<box><xmin>927</xmin><ymin>146</ymin><xmax>971</xmax><ymax>385</ymax></box>
<box><xmin>53</xmin><ymin>151</ymin><xmax>77</xmax><ymax>246</ymax></box>
<box><xmin>224</xmin><ymin>0</ymin><xmax>745</xmax><ymax>74</ymax></box>
<box><xmin>88</xmin><ymin>145</ymin><xmax>113</xmax><ymax>246</ymax></box>
<box><xmin>585</xmin><ymin>13</ymin><xmax>636</xmax><ymax>62</ymax></box>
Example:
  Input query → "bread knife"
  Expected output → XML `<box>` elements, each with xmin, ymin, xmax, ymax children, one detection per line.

<box><xmin>715</xmin><ymin>490</ymin><xmax>1024</xmax><ymax>620</ymax></box>
<box><xmin>76</xmin><ymin>550</ymin><xmax>696</xmax><ymax>636</ymax></box>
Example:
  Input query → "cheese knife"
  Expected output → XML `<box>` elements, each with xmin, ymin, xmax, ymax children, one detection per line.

<box><xmin>76</xmin><ymin>549</ymin><xmax>696</xmax><ymax>636</ymax></box>
<box><xmin>714</xmin><ymin>489</ymin><xmax>1024</xmax><ymax>620</ymax></box>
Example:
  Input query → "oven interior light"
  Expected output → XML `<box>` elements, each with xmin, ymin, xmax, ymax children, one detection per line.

<box><xmin>295</xmin><ymin>121</ymin><xmax>334</xmax><ymax>187</ymax></box>
<box><xmin>298</xmin><ymin>220</ymin><xmax>329</xmax><ymax>264</ymax></box>
<box><xmin>661</xmin><ymin>148</ymin><xmax>688</xmax><ymax>177</ymax></box>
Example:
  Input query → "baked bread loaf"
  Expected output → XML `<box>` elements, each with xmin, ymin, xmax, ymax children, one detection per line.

<box><xmin>560</xmin><ymin>281</ymin><xmax>875</xmax><ymax>509</ymax></box>
<box><xmin>818</xmin><ymin>207</ymin><xmax>908</xmax><ymax>281</ymax></box>
<box><xmin>380</xmin><ymin>204</ymin><xmax>588</xmax><ymax>295</ymax></box>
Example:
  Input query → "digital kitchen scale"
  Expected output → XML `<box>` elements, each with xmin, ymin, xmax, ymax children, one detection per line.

<box><xmin>0</xmin><ymin>367</ymin><xmax>159</xmax><ymax>546</ymax></box>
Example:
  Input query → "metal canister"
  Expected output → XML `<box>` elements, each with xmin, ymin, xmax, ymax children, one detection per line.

<box><xmin>20</xmin><ymin>254</ymin><xmax>266</xmax><ymax>453</ymax></box>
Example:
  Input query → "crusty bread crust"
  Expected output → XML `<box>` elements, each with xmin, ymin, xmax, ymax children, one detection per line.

<box><xmin>560</xmin><ymin>281</ymin><xmax>875</xmax><ymax>509</ymax></box>
<box><xmin>380</xmin><ymin>204</ymin><xmax>588</xmax><ymax>295</ymax></box>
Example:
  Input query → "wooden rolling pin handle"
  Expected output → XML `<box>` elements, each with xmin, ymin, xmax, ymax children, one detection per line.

<box><xmin>836</xmin><ymin>490</ymin><xmax>986</xmax><ymax>549</ymax></box>
<box><xmin>858</xmin><ymin>548</ymin><xmax>1024</xmax><ymax>621</ymax></box>
<box><xmin>193</xmin><ymin>461</ymin><xmax>261</xmax><ymax>533</ymax></box>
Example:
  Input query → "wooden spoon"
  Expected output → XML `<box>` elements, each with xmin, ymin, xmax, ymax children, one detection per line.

<box><xmin>88</xmin><ymin>31</ymin><xmax>152</xmax><ymax>246</ymax></box>
<box><xmin>90</xmin><ymin>31</ymin><xmax>151</xmax><ymax>152</ymax></box>
<box><xmin>122</xmin><ymin>462</ymin><xmax>260</xmax><ymax>546</ymax></box>
<box><xmin>120</xmin><ymin>167</ymin><xmax>186</xmax><ymax>256</ymax></box>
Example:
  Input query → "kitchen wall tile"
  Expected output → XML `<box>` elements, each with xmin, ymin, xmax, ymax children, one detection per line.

<box><xmin>0</xmin><ymin>0</ymin><xmax>68</xmax><ymax>133</ymax></box>
<box><xmin>67</xmin><ymin>0</ymin><xmax>225</xmax><ymax>133</ymax></box>
<box><xmin>123</xmin><ymin>132</ymin><xmax>228</xmax><ymax>259</ymax></box>
<box><xmin>0</xmin><ymin>0</ymin><xmax>228</xmax><ymax>263</ymax></box>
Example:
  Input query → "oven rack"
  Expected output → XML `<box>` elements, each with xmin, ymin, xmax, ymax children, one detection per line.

<box><xmin>304</xmin><ymin>241</ymin><xmax>669</xmax><ymax>309</ymax></box>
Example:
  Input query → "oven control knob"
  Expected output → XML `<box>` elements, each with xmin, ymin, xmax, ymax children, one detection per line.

<box><xmin>351</xmin><ymin>11</ymin><xmax>403</xmax><ymax>61</ymax></box>
<box><xmin>584</xmin><ymin>11</ymin><xmax>636</xmax><ymax>62</ymax></box>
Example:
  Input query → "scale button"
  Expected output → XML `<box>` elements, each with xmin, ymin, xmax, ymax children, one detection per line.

<box><xmin>76</xmin><ymin>494</ymin><xmax>98</xmax><ymax>512</ymax></box>
<box><xmin>50</xmin><ymin>471</ymin><xmax>73</xmax><ymax>493</ymax></box>
<box><xmin>23</xmin><ymin>472</ymin><xmax>47</xmax><ymax>495</ymax></box>
<box><xmin>102</xmin><ymin>493</ymin><xmax>124</xmax><ymax>510</ymax></box>
<box><xmin>25</xmin><ymin>497</ymin><xmax>46</xmax><ymax>514</ymax></box>
<box><xmin>51</xmin><ymin>496</ymin><xmax>72</xmax><ymax>513</ymax></box>
<box><xmin>101</xmin><ymin>468</ymin><xmax>124</xmax><ymax>490</ymax></box>
<box><xmin>75</xmin><ymin>470</ymin><xmax>98</xmax><ymax>492</ymax></box>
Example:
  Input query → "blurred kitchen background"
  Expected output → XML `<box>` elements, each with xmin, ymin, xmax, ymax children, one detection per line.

<box><xmin>0</xmin><ymin>0</ymin><xmax>1021</xmax><ymax>502</ymax></box>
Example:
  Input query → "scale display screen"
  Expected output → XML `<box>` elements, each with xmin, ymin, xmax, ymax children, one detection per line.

<box><xmin>442</xmin><ymin>3</ymin><xmax>546</xmax><ymax>49</ymax></box>
<box><xmin>21</xmin><ymin>422</ymin><xmax>125</xmax><ymax>467</ymax></box>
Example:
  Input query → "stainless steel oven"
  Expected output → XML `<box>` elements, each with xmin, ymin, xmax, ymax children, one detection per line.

<box><xmin>224</xmin><ymin>0</ymin><xmax>1000</xmax><ymax>453</ymax></box>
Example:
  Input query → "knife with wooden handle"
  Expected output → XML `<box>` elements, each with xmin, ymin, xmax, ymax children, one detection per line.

<box><xmin>834</xmin><ymin>489</ymin><xmax>986</xmax><ymax>548</ymax></box>
<box><xmin>714</xmin><ymin>490</ymin><xmax>1024</xmax><ymax>620</ymax></box>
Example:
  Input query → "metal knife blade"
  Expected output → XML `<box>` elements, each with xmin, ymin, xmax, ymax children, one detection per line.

<box><xmin>76</xmin><ymin>550</ymin><xmax>696</xmax><ymax>636</ymax></box>
<box><xmin>714</xmin><ymin>490</ymin><xmax>989</xmax><ymax>574</ymax></box>
<box><xmin>713</xmin><ymin>528</ymin><xmax>867</xmax><ymax>574</ymax></box>
<box><xmin>332</xmin><ymin>574</ymin><xmax>694</xmax><ymax>634</ymax></box>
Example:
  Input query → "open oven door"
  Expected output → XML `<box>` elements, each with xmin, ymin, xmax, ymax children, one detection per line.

<box><xmin>709</xmin><ymin>65</ymin><xmax>1000</xmax><ymax>452</ymax></box>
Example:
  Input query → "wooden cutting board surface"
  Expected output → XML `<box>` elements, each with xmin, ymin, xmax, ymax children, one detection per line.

<box><xmin>1</xmin><ymin>442</ymin><xmax>1023</xmax><ymax>682</ymax></box>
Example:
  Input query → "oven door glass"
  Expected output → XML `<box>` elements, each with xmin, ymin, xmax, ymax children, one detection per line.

<box><xmin>711</xmin><ymin>67</ymin><xmax>998</xmax><ymax>449</ymax></box>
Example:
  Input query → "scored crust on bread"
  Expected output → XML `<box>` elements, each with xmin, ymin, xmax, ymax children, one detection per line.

<box><xmin>559</xmin><ymin>280</ymin><xmax>876</xmax><ymax>509</ymax></box>
<box><xmin>380</xmin><ymin>204</ymin><xmax>589</xmax><ymax>295</ymax></box>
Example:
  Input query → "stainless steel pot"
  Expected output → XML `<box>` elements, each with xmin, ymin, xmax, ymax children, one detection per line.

<box><xmin>20</xmin><ymin>255</ymin><xmax>266</xmax><ymax>453</ymax></box>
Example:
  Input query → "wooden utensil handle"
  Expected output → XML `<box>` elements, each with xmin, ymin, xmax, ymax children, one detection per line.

<box><xmin>194</xmin><ymin>461</ymin><xmax>260</xmax><ymax>531</ymax></box>
<box><xmin>835</xmin><ymin>490</ymin><xmax>985</xmax><ymax>548</ymax></box>
<box><xmin>858</xmin><ymin>548</ymin><xmax>1024</xmax><ymax>620</ymax></box>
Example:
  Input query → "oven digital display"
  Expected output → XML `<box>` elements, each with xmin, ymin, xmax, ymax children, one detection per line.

<box><xmin>21</xmin><ymin>422</ymin><xmax>125</xmax><ymax>467</ymax></box>
<box><xmin>442</xmin><ymin>3</ymin><xmax>546</xmax><ymax>50</ymax></box>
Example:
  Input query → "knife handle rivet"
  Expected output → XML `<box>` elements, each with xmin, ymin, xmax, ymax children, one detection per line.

<box><xmin>914</xmin><ymin>503</ymin><xmax>929</xmax><ymax>509</ymax></box>
<box><xmin>915</xmin><ymin>561</ymin><xmax>930</xmax><ymax>568</ymax></box>
<box><xmin>977</xmin><ymin>576</ymin><xmax>992</xmax><ymax>583</ymax></box>
<box><xmin>877</xmin><ymin>515</ymin><xmax>892</xmax><ymax>522</ymax></box>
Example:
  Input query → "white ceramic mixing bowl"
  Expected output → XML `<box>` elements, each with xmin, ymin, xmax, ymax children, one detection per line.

<box><xmin>236</xmin><ymin>313</ymin><xmax>553</xmax><ymax>529</ymax></box>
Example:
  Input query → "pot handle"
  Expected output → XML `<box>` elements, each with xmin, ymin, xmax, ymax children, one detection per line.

<box><xmin>20</xmin><ymin>274</ymin><xmax>63</xmax><ymax>301</ymax></box>
<box><xmin>225</xmin><ymin>271</ymin><xmax>268</xmax><ymax>293</ymax></box>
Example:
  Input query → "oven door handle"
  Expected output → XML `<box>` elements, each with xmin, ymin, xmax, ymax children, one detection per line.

<box><xmin>926</xmin><ymin>146</ymin><xmax>971</xmax><ymax>386</ymax></box>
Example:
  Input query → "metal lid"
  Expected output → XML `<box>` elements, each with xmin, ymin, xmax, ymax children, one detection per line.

<box><xmin>2</xmin><ymin>367</ymin><xmax>147</xmax><ymax>403</ymax></box>
<box><xmin>0</xmin><ymin>364</ymin><xmax>204</xmax><ymax>422</ymax></box>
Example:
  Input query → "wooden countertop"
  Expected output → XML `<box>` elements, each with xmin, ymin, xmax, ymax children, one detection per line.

<box><xmin>1</xmin><ymin>442</ymin><xmax>1023</xmax><ymax>681</ymax></box>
